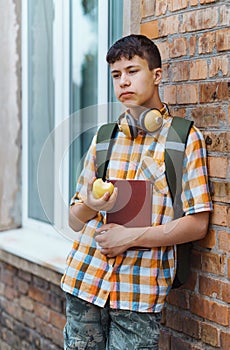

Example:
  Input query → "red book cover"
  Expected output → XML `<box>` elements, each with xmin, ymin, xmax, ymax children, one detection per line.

<box><xmin>106</xmin><ymin>180</ymin><xmax>153</xmax><ymax>227</ymax></box>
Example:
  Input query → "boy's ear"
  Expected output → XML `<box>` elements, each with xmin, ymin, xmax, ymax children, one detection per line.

<box><xmin>152</xmin><ymin>68</ymin><xmax>162</xmax><ymax>85</ymax></box>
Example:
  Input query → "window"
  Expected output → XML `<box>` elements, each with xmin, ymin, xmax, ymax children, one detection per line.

<box><xmin>22</xmin><ymin>0</ymin><xmax>123</xmax><ymax>235</ymax></box>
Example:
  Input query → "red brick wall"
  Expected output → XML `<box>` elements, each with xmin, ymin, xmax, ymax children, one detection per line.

<box><xmin>0</xmin><ymin>260</ymin><xmax>65</xmax><ymax>350</ymax></box>
<box><xmin>140</xmin><ymin>1</ymin><xmax>230</xmax><ymax>349</ymax></box>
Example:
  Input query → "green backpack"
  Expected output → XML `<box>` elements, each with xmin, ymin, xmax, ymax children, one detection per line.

<box><xmin>96</xmin><ymin>117</ymin><xmax>193</xmax><ymax>288</ymax></box>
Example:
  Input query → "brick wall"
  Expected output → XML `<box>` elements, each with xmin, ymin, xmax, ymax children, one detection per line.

<box><xmin>0</xmin><ymin>259</ymin><xmax>66</xmax><ymax>350</ymax></box>
<box><xmin>140</xmin><ymin>1</ymin><xmax>230</xmax><ymax>349</ymax></box>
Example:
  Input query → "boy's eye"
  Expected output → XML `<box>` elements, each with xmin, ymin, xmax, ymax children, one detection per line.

<box><xmin>128</xmin><ymin>69</ymin><xmax>138</xmax><ymax>75</ymax></box>
<box><xmin>112</xmin><ymin>73</ymin><xmax>120</xmax><ymax>79</ymax></box>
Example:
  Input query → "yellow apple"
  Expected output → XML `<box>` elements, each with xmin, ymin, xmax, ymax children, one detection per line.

<box><xmin>92</xmin><ymin>178</ymin><xmax>114</xmax><ymax>199</ymax></box>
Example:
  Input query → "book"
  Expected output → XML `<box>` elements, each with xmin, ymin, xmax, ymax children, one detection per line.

<box><xmin>106</xmin><ymin>180</ymin><xmax>153</xmax><ymax>227</ymax></box>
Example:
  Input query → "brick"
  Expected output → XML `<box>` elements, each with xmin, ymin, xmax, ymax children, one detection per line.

<box><xmin>22</xmin><ymin>310</ymin><xmax>36</xmax><ymax>329</ymax></box>
<box><xmin>190</xmin><ymin>59</ymin><xmax>208</xmax><ymax>80</ymax></box>
<box><xmin>157</xmin><ymin>41</ymin><xmax>170</xmax><ymax>61</ymax></box>
<box><xmin>170</xmin><ymin>37</ymin><xmax>187</xmax><ymax>57</ymax></box>
<box><xmin>190</xmin><ymin>295</ymin><xmax>229</xmax><ymax>325</ymax></box>
<box><xmin>19</xmin><ymin>295</ymin><xmax>34</xmax><ymax>311</ymax></box>
<box><xmin>171</xmin><ymin>336</ymin><xmax>192</xmax><ymax>350</ymax></box>
<box><xmin>181</xmin><ymin>8</ymin><xmax>218</xmax><ymax>32</ymax></box>
<box><xmin>141</xmin><ymin>0</ymin><xmax>155</xmax><ymax>18</ymax></box>
<box><xmin>228</xmin><ymin>258</ymin><xmax>230</xmax><ymax>279</ymax></box>
<box><xmin>200</xmin><ymin>82</ymin><xmax>229</xmax><ymax>103</ymax></box>
<box><xmin>218</xmin><ymin>230</ymin><xmax>230</xmax><ymax>253</ymax></box>
<box><xmin>169</xmin><ymin>107</ymin><xmax>186</xmax><ymax>117</ymax></box>
<box><xmin>16</xmin><ymin>279</ymin><xmax>29</xmax><ymax>295</ymax></box>
<box><xmin>177</xmin><ymin>84</ymin><xmax>198</xmax><ymax>104</ymax></box>
<box><xmin>208</xmin><ymin>156</ymin><xmax>228</xmax><ymax>178</ymax></box>
<box><xmin>222</xmin><ymin>282</ymin><xmax>230</xmax><ymax>303</ymax></box>
<box><xmin>2</xmin><ymin>269</ymin><xmax>14</xmax><ymax>287</ymax></box>
<box><xmin>171</xmin><ymin>61</ymin><xmax>189</xmax><ymax>81</ymax></box>
<box><xmin>155</xmin><ymin>1</ymin><xmax>168</xmax><ymax>16</ymax></box>
<box><xmin>201</xmin><ymin>251</ymin><xmax>225</xmax><ymax>275</ymax></box>
<box><xmin>198</xmin><ymin>229</ymin><xmax>216</xmax><ymax>249</ymax></box>
<box><xmin>199</xmin><ymin>276</ymin><xmax>221</xmax><ymax>298</ymax></box>
<box><xmin>216</xmin><ymin>28</ymin><xmax>230</xmax><ymax>52</ymax></box>
<box><xmin>163</xmin><ymin>85</ymin><xmax>177</xmax><ymax>104</ymax></box>
<box><xmin>28</xmin><ymin>286</ymin><xmax>50</xmax><ymax>305</ymax></box>
<box><xmin>211</xmin><ymin>181</ymin><xmax>230</xmax><ymax>204</ymax></box>
<box><xmin>34</xmin><ymin>301</ymin><xmax>50</xmax><ymax>322</ymax></box>
<box><xmin>220</xmin><ymin>5</ymin><xmax>230</xmax><ymax>26</ymax></box>
<box><xmin>33</xmin><ymin>275</ymin><xmax>49</xmax><ymax>289</ymax></box>
<box><xmin>1</xmin><ymin>312</ymin><xmax>14</xmax><ymax>330</ymax></box>
<box><xmin>162</xmin><ymin>63</ymin><xmax>170</xmax><ymax>82</ymax></box>
<box><xmin>204</xmin><ymin>132</ymin><xmax>230</xmax><ymax>153</ymax></box>
<box><xmin>189</xmin><ymin>36</ymin><xmax>196</xmax><ymax>56</ymax></box>
<box><xmin>4</xmin><ymin>285</ymin><xmax>18</xmax><ymax>300</ymax></box>
<box><xmin>165</xmin><ymin>309</ymin><xmax>183</xmax><ymax>331</ymax></box>
<box><xmin>221</xmin><ymin>331</ymin><xmax>230</xmax><ymax>349</ymax></box>
<box><xmin>182</xmin><ymin>270</ymin><xmax>197</xmax><ymax>291</ymax></box>
<box><xmin>18</xmin><ymin>269</ymin><xmax>32</xmax><ymax>282</ymax></box>
<box><xmin>50</xmin><ymin>309</ymin><xmax>66</xmax><ymax>330</ymax></box>
<box><xmin>35</xmin><ymin>317</ymin><xmax>53</xmax><ymax>340</ymax></box>
<box><xmin>168</xmin><ymin>0</ymin><xmax>188</xmax><ymax>12</ymax></box>
<box><xmin>50</xmin><ymin>292</ymin><xmax>64</xmax><ymax>313</ymax></box>
<box><xmin>201</xmin><ymin>322</ymin><xmax>220</xmax><ymax>347</ymax></box>
<box><xmin>159</xmin><ymin>330</ymin><xmax>170</xmax><ymax>350</ymax></box>
<box><xmin>209</xmin><ymin>55</ymin><xmax>229</xmax><ymax>78</ymax></box>
<box><xmin>210</xmin><ymin>204</ymin><xmax>228</xmax><ymax>226</ymax></box>
<box><xmin>198</xmin><ymin>31</ymin><xmax>215</xmax><ymax>54</ymax></box>
<box><xmin>159</xmin><ymin>16</ymin><xmax>179</xmax><ymax>37</ymax></box>
<box><xmin>190</xmin><ymin>0</ymin><xmax>198</xmax><ymax>6</ymax></box>
<box><xmin>51</xmin><ymin>326</ymin><xmax>64</xmax><ymax>347</ymax></box>
<box><xmin>140</xmin><ymin>20</ymin><xmax>159</xmax><ymax>40</ymax></box>
<box><xmin>192</xmin><ymin>106</ymin><xmax>226</xmax><ymax>128</ymax></box>
<box><xmin>182</xmin><ymin>315</ymin><xmax>201</xmax><ymax>339</ymax></box>
<box><xmin>167</xmin><ymin>289</ymin><xmax>189</xmax><ymax>309</ymax></box>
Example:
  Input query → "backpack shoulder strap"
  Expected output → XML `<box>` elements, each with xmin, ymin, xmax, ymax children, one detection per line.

<box><xmin>165</xmin><ymin>117</ymin><xmax>193</xmax><ymax>219</ymax></box>
<box><xmin>96</xmin><ymin>122</ymin><xmax>118</xmax><ymax>181</ymax></box>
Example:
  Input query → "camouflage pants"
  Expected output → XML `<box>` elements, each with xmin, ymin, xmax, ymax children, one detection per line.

<box><xmin>64</xmin><ymin>293</ymin><xmax>162</xmax><ymax>350</ymax></box>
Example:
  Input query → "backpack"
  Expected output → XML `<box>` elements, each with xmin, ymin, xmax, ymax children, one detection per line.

<box><xmin>96</xmin><ymin>117</ymin><xmax>193</xmax><ymax>288</ymax></box>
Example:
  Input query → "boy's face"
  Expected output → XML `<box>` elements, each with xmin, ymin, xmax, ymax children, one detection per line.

<box><xmin>110</xmin><ymin>55</ymin><xmax>162</xmax><ymax>112</ymax></box>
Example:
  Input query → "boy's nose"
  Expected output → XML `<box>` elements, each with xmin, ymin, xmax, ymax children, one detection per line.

<box><xmin>120</xmin><ymin>73</ymin><xmax>131</xmax><ymax>87</ymax></box>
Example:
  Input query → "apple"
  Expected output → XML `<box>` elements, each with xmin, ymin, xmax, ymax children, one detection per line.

<box><xmin>92</xmin><ymin>178</ymin><xmax>114</xmax><ymax>199</ymax></box>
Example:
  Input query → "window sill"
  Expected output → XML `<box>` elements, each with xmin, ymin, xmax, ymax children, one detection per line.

<box><xmin>0</xmin><ymin>227</ymin><xmax>72</xmax><ymax>285</ymax></box>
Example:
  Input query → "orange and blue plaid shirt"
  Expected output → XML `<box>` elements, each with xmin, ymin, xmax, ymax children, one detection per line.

<box><xmin>61</xmin><ymin>113</ymin><xmax>213</xmax><ymax>313</ymax></box>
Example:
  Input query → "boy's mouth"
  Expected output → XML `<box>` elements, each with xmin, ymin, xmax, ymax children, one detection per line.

<box><xmin>120</xmin><ymin>91</ymin><xmax>134</xmax><ymax>98</ymax></box>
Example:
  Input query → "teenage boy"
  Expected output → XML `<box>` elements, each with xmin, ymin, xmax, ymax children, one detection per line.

<box><xmin>61</xmin><ymin>34</ymin><xmax>212</xmax><ymax>349</ymax></box>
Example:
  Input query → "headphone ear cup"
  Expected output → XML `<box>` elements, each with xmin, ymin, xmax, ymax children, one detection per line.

<box><xmin>119</xmin><ymin>113</ymin><xmax>138</xmax><ymax>139</ymax></box>
<box><xmin>139</xmin><ymin>109</ymin><xmax>163</xmax><ymax>133</ymax></box>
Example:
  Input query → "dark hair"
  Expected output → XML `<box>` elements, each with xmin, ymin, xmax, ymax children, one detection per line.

<box><xmin>106</xmin><ymin>34</ymin><xmax>161</xmax><ymax>70</ymax></box>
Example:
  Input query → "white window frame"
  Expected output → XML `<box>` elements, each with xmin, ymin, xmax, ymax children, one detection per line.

<box><xmin>22</xmin><ymin>0</ymin><xmax>110</xmax><ymax>238</ymax></box>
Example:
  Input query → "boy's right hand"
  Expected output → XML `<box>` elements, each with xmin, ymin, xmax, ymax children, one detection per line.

<box><xmin>84</xmin><ymin>177</ymin><xmax>118</xmax><ymax>212</ymax></box>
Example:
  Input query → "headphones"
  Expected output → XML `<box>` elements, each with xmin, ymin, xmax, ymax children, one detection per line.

<box><xmin>118</xmin><ymin>105</ymin><xmax>167</xmax><ymax>139</ymax></box>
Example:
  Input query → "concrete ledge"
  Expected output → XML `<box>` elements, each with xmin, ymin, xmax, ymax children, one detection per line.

<box><xmin>0</xmin><ymin>228</ymin><xmax>72</xmax><ymax>286</ymax></box>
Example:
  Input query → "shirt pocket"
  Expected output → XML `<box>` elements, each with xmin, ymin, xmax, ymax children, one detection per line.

<box><xmin>138</xmin><ymin>156</ymin><xmax>169</xmax><ymax>195</ymax></box>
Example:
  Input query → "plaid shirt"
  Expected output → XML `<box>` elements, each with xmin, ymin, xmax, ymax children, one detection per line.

<box><xmin>61</xmin><ymin>112</ymin><xmax>213</xmax><ymax>313</ymax></box>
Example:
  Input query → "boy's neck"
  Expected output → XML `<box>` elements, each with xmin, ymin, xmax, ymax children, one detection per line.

<box><xmin>129</xmin><ymin>101</ymin><xmax>164</xmax><ymax>120</ymax></box>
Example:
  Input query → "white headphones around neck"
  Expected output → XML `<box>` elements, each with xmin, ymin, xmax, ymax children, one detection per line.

<box><xmin>118</xmin><ymin>105</ymin><xmax>167</xmax><ymax>139</ymax></box>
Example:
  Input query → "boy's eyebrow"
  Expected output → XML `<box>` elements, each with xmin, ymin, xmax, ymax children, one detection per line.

<box><xmin>111</xmin><ymin>64</ymin><xmax>140</xmax><ymax>74</ymax></box>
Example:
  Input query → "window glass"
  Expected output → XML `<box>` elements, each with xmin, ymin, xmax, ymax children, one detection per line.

<box><xmin>27</xmin><ymin>0</ymin><xmax>55</xmax><ymax>223</ymax></box>
<box><xmin>69</xmin><ymin>0</ymin><xmax>123</xmax><ymax>197</ymax></box>
<box><xmin>69</xmin><ymin>0</ymin><xmax>99</xmax><ymax>197</ymax></box>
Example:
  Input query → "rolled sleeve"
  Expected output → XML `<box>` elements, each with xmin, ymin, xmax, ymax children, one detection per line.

<box><xmin>182</xmin><ymin>126</ymin><xmax>213</xmax><ymax>215</ymax></box>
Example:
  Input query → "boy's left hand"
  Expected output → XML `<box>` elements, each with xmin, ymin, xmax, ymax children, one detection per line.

<box><xmin>95</xmin><ymin>224</ymin><xmax>147</xmax><ymax>257</ymax></box>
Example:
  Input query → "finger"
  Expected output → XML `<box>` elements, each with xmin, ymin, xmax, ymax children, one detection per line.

<box><xmin>95</xmin><ymin>230</ymin><xmax>107</xmax><ymax>240</ymax></box>
<box><xmin>110</xmin><ymin>186</ymin><xmax>118</xmax><ymax>200</ymax></box>
<box><xmin>87</xmin><ymin>177</ymin><xmax>96</xmax><ymax>194</ymax></box>
<box><xmin>96</xmin><ymin>224</ymin><xmax>112</xmax><ymax>233</ymax></box>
